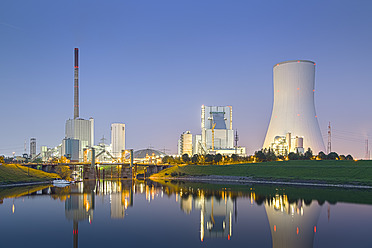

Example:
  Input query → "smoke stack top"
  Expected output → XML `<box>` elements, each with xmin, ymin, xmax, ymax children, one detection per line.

<box><xmin>74</xmin><ymin>48</ymin><xmax>79</xmax><ymax>68</ymax></box>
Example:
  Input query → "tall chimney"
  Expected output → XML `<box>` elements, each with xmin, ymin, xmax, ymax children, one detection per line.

<box><xmin>74</xmin><ymin>48</ymin><xmax>79</xmax><ymax>119</ymax></box>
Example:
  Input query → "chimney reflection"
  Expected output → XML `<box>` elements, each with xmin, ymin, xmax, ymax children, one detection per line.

<box><xmin>264</xmin><ymin>194</ymin><xmax>322</xmax><ymax>248</ymax></box>
<box><xmin>65</xmin><ymin>181</ymin><xmax>96</xmax><ymax>248</ymax></box>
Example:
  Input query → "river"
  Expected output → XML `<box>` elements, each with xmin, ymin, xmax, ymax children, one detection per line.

<box><xmin>1</xmin><ymin>179</ymin><xmax>371</xmax><ymax>247</ymax></box>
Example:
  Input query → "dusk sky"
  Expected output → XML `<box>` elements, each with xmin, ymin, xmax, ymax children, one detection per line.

<box><xmin>1</xmin><ymin>0</ymin><xmax>371</xmax><ymax>158</ymax></box>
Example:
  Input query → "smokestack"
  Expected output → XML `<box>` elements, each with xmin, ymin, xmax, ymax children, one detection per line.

<box><xmin>74</xmin><ymin>48</ymin><xmax>79</xmax><ymax>119</ymax></box>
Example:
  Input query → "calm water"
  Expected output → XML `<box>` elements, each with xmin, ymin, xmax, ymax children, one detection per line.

<box><xmin>1</xmin><ymin>180</ymin><xmax>372</xmax><ymax>248</ymax></box>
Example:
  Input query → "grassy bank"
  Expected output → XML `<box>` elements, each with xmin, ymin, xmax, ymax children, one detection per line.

<box><xmin>151</xmin><ymin>160</ymin><xmax>372</xmax><ymax>186</ymax></box>
<box><xmin>0</xmin><ymin>164</ymin><xmax>60</xmax><ymax>185</ymax></box>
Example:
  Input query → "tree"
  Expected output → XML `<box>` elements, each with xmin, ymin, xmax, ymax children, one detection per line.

<box><xmin>231</xmin><ymin>154</ymin><xmax>239</xmax><ymax>162</ymax></box>
<box><xmin>288</xmin><ymin>152</ymin><xmax>299</xmax><ymax>160</ymax></box>
<box><xmin>191</xmin><ymin>154</ymin><xmax>199</xmax><ymax>164</ymax></box>
<box><xmin>327</xmin><ymin>152</ymin><xmax>339</xmax><ymax>160</ymax></box>
<box><xmin>214</xmin><ymin>154</ymin><xmax>222</xmax><ymax>164</ymax></box>
<box><xmin>205</xmin><ymin>154</ymin><xmax>214</xmax><ymax>163</ymax></box>
<box><xmin>265</xmin><ymin>152</ymin><xmax>277</xmax><ymax>162</ymax></box>
<box><xmin>304</xmin><ymin>148</ymin><xmax>313</xmax><ymax>160</ymax></box>
<box><xmin>317</xmin><ymin>151</ymin><xmax>327</xmax><ymax>160</ymax></box>
<box><xmin>346</xmin><ymin>154</ymin><xmax>354</xmax><ymax>160</ymax></box>
<box><xmin>339</xmin><ymin>155</ymin><xmax>346</xmax><ymax>160</ymax></box>
<box><xmin>55</xmin><ymin>166</ymin><xmax>70</xmax><ymax>180</ymax></box>
<box><xmin>162</xmin><ymin>156</ymin><xmax>171</xmax><ymax>164</ymax></box>
<box><xmin>254</xmin><ymin>151</ymin><xmax>266</xmax><ymax>162</ymax></box>
<box><xmin>182</xmin><ymin>154</ymin><xmax>190</xmax><ymax>163</ymax></box>
<box><xmin>0</xmin><ymin>156</ymin><xmax>4</xmax><ymax>164</ymax></box>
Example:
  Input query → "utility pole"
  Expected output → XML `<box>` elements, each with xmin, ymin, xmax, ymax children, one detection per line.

<box><xmin>327</xmin><ymin>122</ymin><xmax>331</xmax><ymax>154</ymax></box>
<box><xmin>365</xmin><ymin>139</ymin><xmax>370</xmax><ymax>160</ymax></box>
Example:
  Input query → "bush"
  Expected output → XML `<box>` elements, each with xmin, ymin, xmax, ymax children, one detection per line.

<box><xmin>182</xmin><ymin>154</ymin><xmax>190</xmax><ymax>163</ymax></box>
<box><xmin>288</xmin><ymin>152</ymin><xmax>299</xmax><ymax>160</ymax></box>
<box><xmin>346</xmin><ymin>154</ymin><xmax>354</xmax><ymax>160</ymax></box>
<box><xmin>254</xmin><ymin>151</ymin><xmax>266</xmax><ymax>162</ymax></box>
<box><xmin>317</xmin><ymin>151</ymin><xmax>327</xmax><ymax>160</ymax></box>
<box><xmin>327</xmin><ymin>152</ymin><xmax>339</xmax><ymax>160</ymax></box>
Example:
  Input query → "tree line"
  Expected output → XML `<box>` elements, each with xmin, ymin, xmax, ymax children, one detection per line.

<box><xmin>162</xmin><ymin>149</ymin><xmax>354</xmax><ymax>165</ymax></box>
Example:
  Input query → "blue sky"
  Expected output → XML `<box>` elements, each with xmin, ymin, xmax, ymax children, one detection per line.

<box><xmin>1</xmin><ymin>0</ymin><xmax>371</xmax><ymax>158</ymax></box>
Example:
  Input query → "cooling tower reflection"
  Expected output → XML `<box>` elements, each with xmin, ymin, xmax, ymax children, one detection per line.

<box><xmin>264</xmin><ymin>194</ymin><xmax>322</xmax><ymax>248</ymax></box>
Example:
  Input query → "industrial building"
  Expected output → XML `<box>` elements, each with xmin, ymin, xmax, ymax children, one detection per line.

<box><xmin>263</xmin><ymin>60</ymin><xmax>325</xmax><ymax>155</ymax></box>
<box><xmin>30</xmin><ymin>138</ymin><xmax>36</xmax><ymax>158</ymax></box>
<box><xmin>200</xmin><ymin>105</ymin><xmax>245</xmax><ymax>156</ymax></box>
<box><xmin>62</xmin><ymin>138</ymin><xmax>80</xmax><ymax>162</ymax></box>
<box><xmin>178</xmin><ymin>106</ymin><xmax>246</xmax><ymax>156</ymax></box>
<box><xmin>202</xmin><ymin>105</ymin><xmax>234</xmax><ymax>151</ymax></box>
<box><xmin>62</xmin><ymin>48</ymin><xmax>95</xmax><ymax>161</ymax></box>
<box><xmin>178</xmin><ymin>131</ymin><xmax>193</xmax><ymax>156</ymax></box>
<box><xmin>111</xmin><ymin>123</ymin><xmax>125</xmax><ymax>159</ymax></box>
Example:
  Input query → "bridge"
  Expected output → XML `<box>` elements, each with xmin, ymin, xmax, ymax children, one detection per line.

<box><xmin>20</xmin><ymin>162</ymin><xmax>170</xmax><ymax>180</ymax></box>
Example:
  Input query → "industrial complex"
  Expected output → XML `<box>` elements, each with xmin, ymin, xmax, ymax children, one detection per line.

<box><xmin>10</xmin><ymin>57</ymin><xmax>334</xmax><ymax>162</ymax></box>
<box><xmin>27</xmin><ymin>49</ymin><xmax>127</xmax><ymax>163</ymax></box>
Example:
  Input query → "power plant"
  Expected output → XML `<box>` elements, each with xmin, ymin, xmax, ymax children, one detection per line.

<box><xmin>63</xmin><ymin>48</ymin><xmax>95</xmax><ymax>161</ymax></box>
<box><xmin>178</xmin><ymin>105</ymin><xmax>246</xmax><ymax>156</ymax></box>
<box><xmin>263</xmin><ymin>60</ymin><xmax>325</xmax><ymax>155</ymax></box>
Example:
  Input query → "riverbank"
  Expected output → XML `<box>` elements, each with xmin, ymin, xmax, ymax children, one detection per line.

<box><xmin>150</xmin><ymin>160</ymin><xmax>372</xmax><ymax>187</ymax></box>
<box><xmin>0</xmin><ymin>164</ymin><xmax>60</xmax><ymax>186</ymax></box>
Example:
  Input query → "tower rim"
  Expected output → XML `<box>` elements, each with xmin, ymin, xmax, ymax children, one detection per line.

<box><xmin>274</xmin><ymin>60</ymin><xmax>315</xmax><ymax>68</ymax></box>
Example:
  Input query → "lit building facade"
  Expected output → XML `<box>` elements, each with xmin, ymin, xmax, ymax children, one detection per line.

<box><xmin>30</xmin><ymin>138</ymin><xmax>36</xmax><ymax>158</ymax></box>
<box><xmin>62</xmin><ymin>138</ymin><xmax>80</xmax><ymax>162</ymax></box>
<box><xmin>111</xmin><ymin>123</ymin><xmax>126</xmax><ymax>159</ymax></box>
<box><xmin>178</xmin><ymin>131</ymin><xmax>193</xmax><ymax>156</ymax></box>
<box><xmin>202</xmin><ymin>105</ymin><xmax>234</xmax><ymax>151</ymax></box>
<box><xmin>65</xmin><ymin>118</ymin><xmax>94</xmax><ymax>161</ymax></box>
<box><xmin>263</xmin><ymin>60</ymin><xmax>325</xmax><ymax>155</ymax></box>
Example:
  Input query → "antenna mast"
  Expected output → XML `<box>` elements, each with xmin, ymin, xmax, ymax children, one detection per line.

<box><xmin>234</xmin><ymin>129</ymin><xmax>239</xmax><ymax>154</ymax></box>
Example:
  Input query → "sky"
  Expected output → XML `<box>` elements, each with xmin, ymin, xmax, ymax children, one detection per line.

<box><xmin>1</xmin><ymin>0</ymin><xmax>372</xmax><ymax>158</ymax></box>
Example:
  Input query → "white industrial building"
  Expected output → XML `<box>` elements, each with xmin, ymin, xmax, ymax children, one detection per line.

<box><xmin>201</xmin><ymin>105</ymin><xmax>234</xmax><ymax>150</ymax></box>
<box><xmin>111</xmin><ymin>123</ymin><xmax>126</xmax><ymax>159</ymax></box>
<box><xmin>263</xmin><ymin>60</ymin><xmax>325</xmax><ymax>155</ymax></box>
<box><xmin>65</xmin><ymin>118</ymin><xmax>94</xmax><ymax>161</ymax></box>
<box><xmin>178</xmin><ymin>131</ymin><xmax>193</xmax><ymax>156</ymax></box>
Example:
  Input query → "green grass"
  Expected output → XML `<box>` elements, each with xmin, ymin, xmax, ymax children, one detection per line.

<box><xmin>151</xmin><ymin>160</ymin><xmax>372</xmax><ymax>186</ymax></box>
<box><xmin>0</xmin><ymin>164</ymin><xmax>60</xmax><ymax>185</ymax></box>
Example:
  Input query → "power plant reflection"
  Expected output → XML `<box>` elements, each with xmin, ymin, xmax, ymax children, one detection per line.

<box><xmin>15</xmin><ymin>181</ymin><xmax>330</xmax><ymax>247</ymax></box>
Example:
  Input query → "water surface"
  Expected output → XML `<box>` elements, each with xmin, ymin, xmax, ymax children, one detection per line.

<box><xmin>1</xmin><ymin>180</ymin><xmax>372</xmax><ymax>247</ymax></box>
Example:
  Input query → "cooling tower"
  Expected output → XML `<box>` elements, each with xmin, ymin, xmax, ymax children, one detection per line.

<box><xmin>263</xmin><ymin>60</ymin><xmax>325</xmax><ymax>154</ymax></box>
